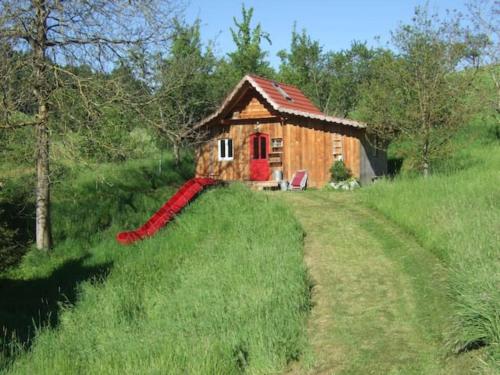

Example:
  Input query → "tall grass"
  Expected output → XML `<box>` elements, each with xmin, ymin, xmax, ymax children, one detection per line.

<box><xmin>360</xmin><ymin>121</ymin><xmax>500</xmax><ymax>365</ymax></box>
<box><xmin>0</xmin><ymin>155</ymin><xmax>193</xmax><ymax>274</ymax></box>
<box><xmin>2</xmin><ymin>164</ymin><xmax>309</xmax><ymax>373</ymax></box>
<box><xmin>1</xmin><ymin>155</ymin><xmax>194</xmax><ymax>365</ymax></box>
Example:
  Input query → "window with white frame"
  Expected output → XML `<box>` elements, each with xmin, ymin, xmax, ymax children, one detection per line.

<box><xmin>218</xmin><ymin>138</ymin><xmax>233</xmax><ymax>161</ymax></box>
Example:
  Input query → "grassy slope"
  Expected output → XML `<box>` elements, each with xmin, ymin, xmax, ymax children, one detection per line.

<box><xmin>1</xmin><ymin>156</ymin><xmax>193</xmax><ymax>362</ymax></box>
<box><xmin>282</xmin><ymin>191</ymin><xmax>477</xmax><ymax>375</ymax></box>
<box><xmin>1</xmin><ymin>161</ymin><xmax>310</xmax><ymax>374</ymax></box>
<box><xmin>360</xmin><ymin>118</ymin><xmax>500</xmax><ymax>368</ymax></box>
<box><xmin>0</xmin><ymin>156</ymin><xmax>194</xmax><ymax>271</ymax></box>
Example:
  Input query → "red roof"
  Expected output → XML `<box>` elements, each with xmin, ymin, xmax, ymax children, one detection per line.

<box><xmin>196</xmin><ymin>75</ymin><xmax>365</xmax><ymax>129</ymax></box>
<box><xmin>248</xmin><ymin>75</ymin><xmax>323</xmax><ymax>115</ymax></box>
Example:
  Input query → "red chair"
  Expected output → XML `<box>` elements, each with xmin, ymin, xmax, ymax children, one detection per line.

<box><xmin>289</xmin><ymin>170</ymin><xmax>308</xmax><ymax>190</ymax></box>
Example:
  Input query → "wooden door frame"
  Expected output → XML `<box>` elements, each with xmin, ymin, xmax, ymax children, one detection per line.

<box><xmin>249</xmin><ymin>132</ymin><xmax>270</xmax><ymax>181</ymax></box>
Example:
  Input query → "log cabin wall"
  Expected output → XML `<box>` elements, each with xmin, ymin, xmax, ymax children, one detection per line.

<box><xmin>231</xmin><ymin>90</ymin><xmax>272</xmax><ymax>119</ymax></box>
<box><xmin>341</xmin><ymin>127</ymin><xmax>362</xmax><ymax>180</ymax></box>
<box><xmin>196</xmin><ymin>119</ymin><xmax>362</xmax><ymax>187</ymax></box>
<box><xmin>195</xmin><ymin>92</ymin><xmax>283</xmax><ymax>181</ymax></box>
<box><xmin>196</xmin><ymin>121</ymin><xmax>283</xmax><ymax>181</ymax></box>
<box><xmin>282</xmin><ymin>120</ymin><xmax>330</xmax><ymax>188</ymax></box>
<box><xmin>282</xmin><ymin>118</ymin><xmax>361</xmax><ymax>188</ymax></box>
<box><xmin>195</xmin><ymin>86</ymin><xmax>365</xmax><ymax>187</ymax></box>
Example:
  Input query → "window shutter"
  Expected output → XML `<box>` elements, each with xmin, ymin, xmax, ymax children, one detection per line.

<box><xmin>228</xmin><ymin>139</ymin><xmax>233</xmax><ymax>158</ymax></box>
<box><xmin>219</xmin><ymin>139</ymin><xmax>225</xmax><ymax>158</ymax></box>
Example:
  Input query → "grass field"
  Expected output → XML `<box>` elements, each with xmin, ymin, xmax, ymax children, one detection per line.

<box><xmin>0</xmin><ymin>67</ymin><xmax>497</xmax><ymax>373</ymax></box>
<box><xmin>360</xmin><ymin>120</ymin><xmax>500</xmax><ymax>369</ymax></box>
<box><xmin>281</xmin><ymin>191</ymin><xmax>478</xmax><ymax>374</ymax></box>
<box><xmin>1</xmin><ymin>159</ymin><xmax>310</xmax><ymax>374</ymax></box>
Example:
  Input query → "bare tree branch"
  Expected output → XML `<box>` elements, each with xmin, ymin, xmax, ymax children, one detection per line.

<box><xmin>0</xmin><ymin>0</ymin><xmax>184</xmax><ymax>250</ymax></box>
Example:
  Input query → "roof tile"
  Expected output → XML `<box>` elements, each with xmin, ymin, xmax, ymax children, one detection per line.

<box><xmin>248</xmin><ymin>75</ymin><xmax>324</xmax><ymax>115</ymax></box>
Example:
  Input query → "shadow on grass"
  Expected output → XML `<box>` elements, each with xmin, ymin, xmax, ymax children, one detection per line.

<box><xmin>0</xmin><ymin>255</ymin><xmax>112</xmax><ymax>365</ymax></box>
<box><xmin>0</xmin><ymin>183</ymin><xmax>35</xmax><ymax>272</ymax></box>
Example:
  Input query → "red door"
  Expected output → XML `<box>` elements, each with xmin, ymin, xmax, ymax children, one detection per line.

<box><xmin>250</xmin><ymin>133</ymin><xmax>270</xmax><ymax>181</ymax></box>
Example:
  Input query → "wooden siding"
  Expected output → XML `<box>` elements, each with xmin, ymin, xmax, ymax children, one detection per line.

<box><xmin>196</xmin><ymin>121</ymin><xmax>282</xmax><ymax>181</ymax></box>
<box><xmin>282</xmin><ymin>119</ymin><xmax>361</xmax><ymax>187</ymax></box>
<box><xmin>342</xmin><ymin>127</ymin><xmax>361</xmax><ymax>179</ymax></box>
<box><xmin>196</xmin><ymin>91</ymin><xmax>280</xmax><ymax>181</ymax></box>
<box><xmin>195</xmin><ymin>89</ymin><xmax>363</xmax><ymax>188</ymax></box>
<box><xmin>230</xmin><ymin>92</ymin><xmax>273</xmax><ymax>119</ymax></box>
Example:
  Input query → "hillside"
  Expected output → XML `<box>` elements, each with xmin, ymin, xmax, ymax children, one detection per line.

<box><xmin>360</xmin><ymin>102</ymin><xmax>499</xmax><ymax>369</ymax></box>
<box><xmin>1</xmin><ymin>159</ymin><xmax>310</xmax><ymax>374</ymax></box>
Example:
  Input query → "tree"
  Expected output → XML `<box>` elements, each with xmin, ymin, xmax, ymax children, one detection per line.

<box><xmin>227</xmin><ymin>4</ymin><xmax>273</xmax><ymax>81</ymax></box>
<box><xmin>467</xmin><ymin>0</ymin><xmax>500</xmax><ymax>116</ymax></box>
<box><xmin>278</xmin><ymin>28</ymin><xmax>380</xmax><ymax>117</ymax></box>
<box><xmin>357</xmin><ymin>7</ymin><xmax>480</xmax><ymax>176</ymax></box>
<box><xmin>0</xmin><ymin>44</ymin><xmax>37</xmax><ymax>164</ymax></box>
<box><xmin>203</xmin><ymin>5</ymin><xmax>275</xmax><ymax>103</ymax></box>
<box><xmin>278</xmin><ymin>26</ymin><xmax>330</xmax><ymax>111</ymax></box>
<box><xmin>50</xmin><ymin>62</ymin><xmax>153</xmax><ymax>162</ymax></box>
<box><xmin>326</xmin><ymin>42</ymin><xmax>380</xmax><ymax>117</ymax></box>
<box><xmin>0</xmin><ymin>0</ymin><xmax>180</xmax><ymax>250</ymax></box>
<box><xmin>148</xmin><ymin>19</ymin><xmax>218</xmax><ymax>165</ymax></box>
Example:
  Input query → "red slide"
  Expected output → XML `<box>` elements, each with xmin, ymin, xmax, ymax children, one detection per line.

<box><xmin>116</xmin><ymin>177</ymin><xmax>218</xmax><ymax>245</ymax></box>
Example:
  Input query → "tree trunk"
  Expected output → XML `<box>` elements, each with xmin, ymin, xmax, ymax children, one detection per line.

<box><xmin>35</xmin><ymin>112</ymin><xmax>52</xmax><ymax>250</ymax></box>
<box><xmin>491</xmin><ymin>71</ymin><xmax>500</xmax><ymax>115</ymax></box>
<box><xmin>173</xmin><ymin>142</ymin><xmax>180</xmax><ymax>167</ymax></box>
<box><xmin>422</xmin><ymin>139</ymin><xmax>430</xmax><ymax>178</ymax></box>
<box><xmin>33</xmin><ymin>0</ymin><xmax>52</xmax><ymax>250</ymax></box>
<box><xmin>422</xmin><ymin>160</ymin><xmax>429</xmax><ymax>178</ymax></box>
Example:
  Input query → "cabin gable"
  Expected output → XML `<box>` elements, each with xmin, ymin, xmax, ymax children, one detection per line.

<box><xmin>228</xmin><ymin>91</ymin><xmax>274</xmax><ymax>120</ymax></box>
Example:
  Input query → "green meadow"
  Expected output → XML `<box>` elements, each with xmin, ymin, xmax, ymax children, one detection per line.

<box><xmin>360</xmin><ymin>117</ymin><xmax>500</xmax><ymax>368</ymax></box>
<box><xmin>1</xmin><ymin>159</ymin><xmax>310</xmax><ymax>374</ymax></box>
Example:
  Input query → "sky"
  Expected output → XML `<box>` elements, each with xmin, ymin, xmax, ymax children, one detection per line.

<box><xmin>185</xmin><ymin>0</ymin><xmax>470</xmax><ymax>67</ymax></box>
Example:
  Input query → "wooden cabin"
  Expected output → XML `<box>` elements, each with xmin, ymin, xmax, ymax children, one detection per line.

<box><xmin>195</xmin><ymin>75</ymin><xmax>386</xmax><ymax>188</ymax></box>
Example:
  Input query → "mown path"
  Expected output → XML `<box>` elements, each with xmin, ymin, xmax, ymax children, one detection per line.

<box><xmin>279</xmin><ymin>191</ymin><xmax>475</xmax><ymax>375</ymax></box>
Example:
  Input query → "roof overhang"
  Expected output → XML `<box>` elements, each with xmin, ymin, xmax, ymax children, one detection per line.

<box><xmin>195</xmin><ymin>75</ymin><xmax>366</xmax><ymax>129</ymax></box>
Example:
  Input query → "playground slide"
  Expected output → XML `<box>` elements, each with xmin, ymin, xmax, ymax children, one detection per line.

<box><xmin>116</xmin><ymin>177</ymin><xmax>218</xmax><ymax>245</ymax></box>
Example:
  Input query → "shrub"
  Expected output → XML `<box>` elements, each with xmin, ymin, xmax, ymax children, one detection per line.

<box><xmin>330</xmin><ymin>160</ymin><xmax>352</xmax><ymax>182</ymax></box>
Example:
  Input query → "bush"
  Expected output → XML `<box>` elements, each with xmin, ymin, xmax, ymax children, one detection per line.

<box><xmin>330</xmin><ymin>160</ymin><xmax>352</xmax><ymax>182</ymax></box>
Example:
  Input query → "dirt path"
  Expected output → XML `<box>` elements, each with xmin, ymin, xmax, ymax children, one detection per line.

<box><xmin>279</xmin><ymin>191</ymin><xmax>474</xmax><ymax>375</ymax></box>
